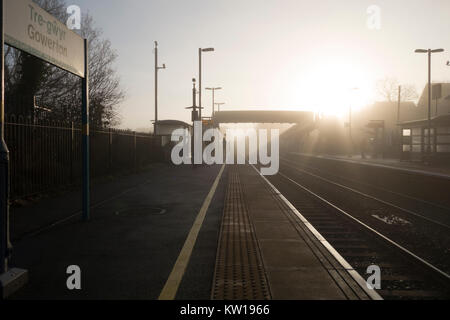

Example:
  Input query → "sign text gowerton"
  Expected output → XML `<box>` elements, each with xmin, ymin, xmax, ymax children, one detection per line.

<box><xmin>4</xmin><ymin>0</ymin><xmax>85</xmax><ymax>77</ymax></box>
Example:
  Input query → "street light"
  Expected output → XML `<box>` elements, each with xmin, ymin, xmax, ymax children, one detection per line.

<box><xmin>215</xmin><ymin>102</ymin><xmax>225</xmax><ymax>113</ymax></box>
<box><xmin>414</xmin><ymin>48</ymin><xmax>445</xmax><ymax>158</ymax></box>
<box><xmin>185</xmin><ymin>78</ymin><xmax>198</xmax><ymax>120</ymax></box>
<box><xmin>347</xmin><ymin>87</ymin><xmax>359</xmax><ymax>158</ymax></box>
<box><xmin>205</xmin><ymin>87</ymin><xmax>222</xmax><ymax>117</ymax></box>
<box><xmin>154</xmin><ymin>41</ymin><xmax>166</xmax><ymax>135</ymax></box>
<box><xmin>199</xmin><ymin>47</ymin><xmax>215</xmax><ymax>120</ymax></box>
<box><xmin>185</xmin><ymin>78</ymin><xmax>198</xmax><ymax>166</ymax></box>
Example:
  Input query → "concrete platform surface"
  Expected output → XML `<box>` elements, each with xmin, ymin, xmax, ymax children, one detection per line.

<box><xmin>212</xmin><ymin>165</ymin><xmax>377</xmax><ymax>300</ymax></box>
<box><xmin>7</xmin><ymin>162</ymin><xmax>379</xmax><ymax>300</ymax></box>
<box><xmin>8</xmin><ymin>164</ymin><xmax>227</xmax><ymax>300</ymax></box>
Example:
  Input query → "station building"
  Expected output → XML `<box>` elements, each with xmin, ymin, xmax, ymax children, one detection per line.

<box><xmin>399</xmin><ymin>83</ymin><xmax>450</xmax><ymax>163</ymax></box>
<box><xmin>154</xmin><ymin>120</ymin><xmax>192</xmax><ymax>147</ymax></box>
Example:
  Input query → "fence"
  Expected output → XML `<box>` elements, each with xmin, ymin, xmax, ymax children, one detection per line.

<box><xmin>5</xmin><ymin>114</ymin><xmax>163</xmax><ymax>200</ymax></box>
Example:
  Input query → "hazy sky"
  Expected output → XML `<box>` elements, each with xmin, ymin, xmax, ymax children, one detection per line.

<box><xmin>71</xmin><ymin>0</ymin><xmax>450</xmax><ymax>129</ymax></box>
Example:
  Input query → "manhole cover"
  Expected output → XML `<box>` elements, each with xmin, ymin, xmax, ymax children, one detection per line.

<box><xmin>115</xmin><ymin>207</ymin><xmax>167</xmax><ymax>217</ymax></box>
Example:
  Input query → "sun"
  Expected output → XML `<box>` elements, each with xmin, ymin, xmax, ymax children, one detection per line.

<box><xmin>296</xmin><ymin>59</ymin><xmax>376</xmax><ymax>119</ymax></box>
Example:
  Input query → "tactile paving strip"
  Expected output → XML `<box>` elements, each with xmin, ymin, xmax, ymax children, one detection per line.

<box><xmin>212</xmin><ymin>166</ymin><xmax>271</xmax><ymax>300</ymax></box>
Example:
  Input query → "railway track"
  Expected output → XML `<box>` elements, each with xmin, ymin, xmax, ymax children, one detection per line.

<box><xmin>265</xmin><ymin>162</ymin><xmax>450</xmax><ymax>300</ymax></box>
<box><xmin>283</xmin><ymin>155</ymin><xmax>450</xmax><ymax>226</ymax></box>
<box><xmin>278</xmin><ymin>158</ymin><xmax>450</xmax><ymax>274</ymax></box>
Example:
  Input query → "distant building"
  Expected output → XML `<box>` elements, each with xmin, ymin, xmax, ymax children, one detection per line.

<box><xmin>306</xmin><ymin>83</ymin><xmax>450</xmax><ymax>160</ymax></box>
<box><xmin>154</xmin><ymin>120</ymin><xmax>192</xmax><ymax>147</ymax></box>
<box><xmin>417</xmin><ymin>83</ymin><xmax>450</xmax><ymax>117</ymax></box>
<box><xmin>398</xmin><ymin>83</ymin><xmax>450</xmax><ymax>163</ymax></box>
<box><xmin>353</xmin><ymin>101</ymin><xmax>421</xmax><ymax>157</ymax></box>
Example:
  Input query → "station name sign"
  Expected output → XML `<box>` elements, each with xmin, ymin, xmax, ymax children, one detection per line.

<box><xmin>4</xmin><ymin>0</ymin><xmax>85</xmax><ymax>77</ymax></box>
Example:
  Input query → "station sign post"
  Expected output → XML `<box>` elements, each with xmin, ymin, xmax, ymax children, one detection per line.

<box><xmin>0</xmin><ymin>0</ymin><xmax>90</xmax><ymax>298</ymax></box>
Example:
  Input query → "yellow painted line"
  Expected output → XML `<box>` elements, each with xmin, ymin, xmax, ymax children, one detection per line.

<box><xmin>158</xmin><ymin>164</ymin><xmax>226</xmax><ymax>300</ymax></box>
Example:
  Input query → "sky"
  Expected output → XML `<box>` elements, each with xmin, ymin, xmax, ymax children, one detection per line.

<box><xmin>70</xmin><ymin>0</ymin><xmax>450</xmax><ymax>130</ymax></box>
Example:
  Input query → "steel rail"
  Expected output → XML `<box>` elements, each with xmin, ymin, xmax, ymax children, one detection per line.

<box><xmin>276</xmin><ymin>169</ymin><xmax>450</xmax><ymax>282</ymax></box>
<box><xmin>281</xmin><ymin>158</ymin><xmax>450</xmax><ymax>230</ymax></box>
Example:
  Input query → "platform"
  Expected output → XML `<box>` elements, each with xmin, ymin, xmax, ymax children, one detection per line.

<box><xmin>8</xmin><ymin>164</ymin><xmax>227</xmax><ymax>300</ymax></box>
<box><xmin>212</xmin><ymin>165</ymin><xmax>379</xmax><ymax>300</ymax></box>
<box><xmin>7</xmin><ymin>162</ymin><xmax>380</xmax><ymax>300</ymax></box>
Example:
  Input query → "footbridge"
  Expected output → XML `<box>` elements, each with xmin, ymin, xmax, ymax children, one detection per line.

<box><xmin>212</xmin><ymin>110</ymin><xmax>314</xmax><ymax>124</ymax></box>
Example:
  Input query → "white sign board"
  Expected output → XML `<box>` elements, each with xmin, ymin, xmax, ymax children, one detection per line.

<box><xmin>4</xmin><ymin>0</ymin><xmax>85</xmax><ymax>77</ymax></box>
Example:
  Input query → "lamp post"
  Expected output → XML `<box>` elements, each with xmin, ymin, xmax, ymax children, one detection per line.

<box><xmin>348</xmin><ymin>87</ymin><xmax>359</xmax><ymax>157</ymax></box>
<box><xmin>215</xmin><ymin>102</ymin><xmax>225</xmax><ymax>113</ymax></box>
<box><xmin>397</xmin><ymin>85</ymin><xmax>402</xmax><ymax>158</ymax></box>
<box><xmin>154</xmin><ymin>41</ymin><xmax>166</xmax><ymax>135</ymax></box>
<box><xmin>397</xmin><ymin>85</ymin><xmax>402</xmax><ymax>124</ymax></box>
<box><xmin>199</xmin><ymin>48</ymin><xmax>214</xmax><ymax>120</ymax></box>
<box><xmin>186</xmin><ymin>78</ymin><xmax>199</xmax><ymax>165</ymax></box>
<box><xmin>205</xmin><ymin>87</ymin><xmax>222</xmax><ymax>117</ymax></box>
<box><xmin>415</xmin><ymin>48</ymin><xmax>444</xmax><ymax>158</ymax></box>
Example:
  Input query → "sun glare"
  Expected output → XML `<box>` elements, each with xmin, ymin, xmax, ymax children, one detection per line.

<box><xmin>296</xmin><ymin>59</ymin><xmax>376</xmax><ymax>119</ymax></box>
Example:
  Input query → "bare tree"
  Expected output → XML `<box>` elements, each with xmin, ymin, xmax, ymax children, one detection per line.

<box><xmin>5</xmin><ymin>0</ymin><xmax>125</xmax><ymax>127</ymax></box>
<box><xmin>376</xmin><ymin>77</ymin><xmax>418</xmax><ymax>102</ymax></box>
<box><xmin>80</xmin><ymin>15</ymin><xmax>125</xmax><ymax>127</ymax></box>
<box><xmin>399</xmin><ymin>84</ymin><xmax>419</xmax><ymax>102</ymax></box>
